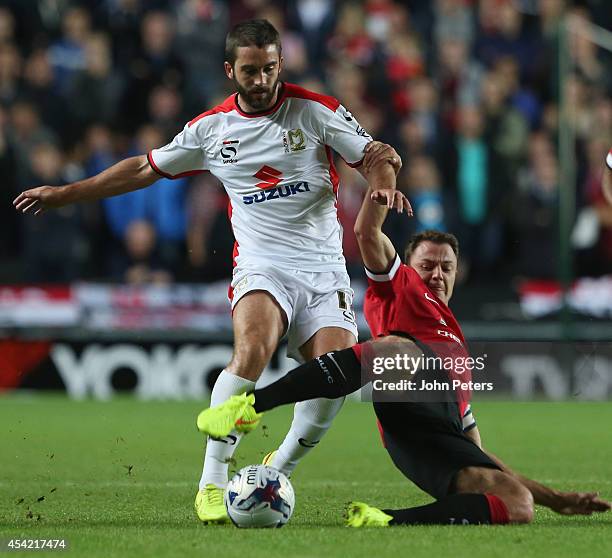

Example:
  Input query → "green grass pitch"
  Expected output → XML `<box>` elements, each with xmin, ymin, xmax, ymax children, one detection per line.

<box><xmin>1</xmin><ymin>395</ymin><xmax>611</xmax><ymax>557</ymax></box>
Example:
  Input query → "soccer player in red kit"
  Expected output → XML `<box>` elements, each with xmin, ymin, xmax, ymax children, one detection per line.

<box><xmin>196</xmin><ymin>187</ymin><xmax>611</xmax><ymax>526</ymax></box>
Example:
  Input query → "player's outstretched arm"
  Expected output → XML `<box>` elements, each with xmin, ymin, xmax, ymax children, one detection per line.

<box><xmin>466</xmin><ymin>427</ymin><xmax>611</xmax><ymax>515</ymax></box>
<box><xmin>603</xmin><ymin>147</ymin><xmax>612</xmax><ymax>205</ymax></box>
<box><xmin>488</xmin><ymin>450</ymin><xmax>610</xmax><ymax>515</ymax></box>
<box><xmin>354</xmin><ymin>185</ymin><xmax>408</xmax><ymax>273</ymax></box>
<box><xmin>13</xmin><ymin>155</ymin><xmax>159</xmax><ymax>215</ymax></box>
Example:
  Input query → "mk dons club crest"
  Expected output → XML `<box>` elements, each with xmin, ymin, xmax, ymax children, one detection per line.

<box><xmin>283</xmin><ymin>128</ymin><xmax>306</xmax><ymax>153</ymax></box>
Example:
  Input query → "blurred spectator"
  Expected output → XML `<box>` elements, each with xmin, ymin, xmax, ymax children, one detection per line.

<box><xmin>357</xmin><ymin>103</ymin><xmax>385</xmax><ymax>141</ymax></box>
<box><xmin>385</xmin><ymin>31</ymin><xmax>424</xmax><ymax>88</ymax></box>
<box><xmin>121</xmin><ymin>11</ymin><xmax>185</xmax><ymax>131</ymax></box>
<box><xmin>68</xmin><ymin>33</ymin><xmax>123</xmax><ymax>132</ymax></box>
<box><xmin>385</xmin><ymin>31</ymin><xmax>425</xmax><ymax>114</ymax></box>
<box><xmin>174</xmin><ymin>0</ymin><xmax>229</xmax><ymax>106</ymax></box>
<box><xmin>102</xmin><ymin>124</ymin><xmax>188</xmax><ymax>279</ymax></box>
<box><xmin>561</xmin><ymin>74</ymin><xmax>593</xmax><ymax>142</ymax></box>
<box><xmin>9</xmin><ymin>0</ymin><xmax>73</xmax><ymax>50</ymax></box>
<box><xmin>186</xmin><ymin>173</ymin><xmax>234</xmax><ymax>282</ymax></box>
<box><xmin>398</xmin><ymin>115</ymin><xmax>429</xmax><ymax>160</ymax></box>
<box><xmin>295</xmin><ymin>75</ymin><xmax>327</xmax><ymax>95</ymax></box>
<box><xmin>435</xmin><ymin>37</ymin><xmax>483</xmax><ymax>134</ymax></box>
<box><xmin>532</xmin><ymin>0</ymin><xmax>566</xmax><ymax>101</ymax></box>
<box><xmin>540</xmin><ymin>101</ymin><xmax>559</xmax><ymax>141</ymax></box>
<box><xmin>0</xmin><ymin>109</ymin><xmax>20</xmax><ymax>262</ymax></box>
<box><xmin>99</xmin><ymin>0</ymin><xmax>143</xmax><ymax>68</ymax></box>
<box><xmin>568</xmin><ymin>7</ymin><xmax>604</xmax><ymax>84</ymax></box>
<box><xmin>230</xmin><ymin>0</ymin><xmax>272</xmax><ymax>26</ymax></box>
<box><xmin>0</xmin><ymin>7</ymin><xmax>16</xmax><ymax>45</ymax></box>
<box><xmin>84</xmin><ymin>124</ymin><xmax>118</xmax><ymax>177</ymax></box>
<box><xmin>455</xmin><ymin>105</ymin><xmax>488</xmax><ymax>225</ymax></box>
<box><xmin>453</xmin><ymin>104</ymin><xmax>504</xmax><ymax>275</ymax></box>
<box><xmin>407</xmin><ymin>155</ymin><xmax>446</xmax><ymax>233</ymax></box>
<box><xmin>514</xmin><ymin>132</ymin><xmax>559</xmax><ymax>278</ymax></box>
<box><xmin>540</xmin><ymin>0</ymin><xmax>566</xmax><ymax>38</ymax></box>
<box><xmin>116</xmin><ymin>219</ymin><xmax>173</xmax><ymax>285</ymax></box>
<box><xmin>287</xmin><ymin>0</ymin><xmax>335</xmax><ymax>79</ymax></box>
<box><xmin>48</xmin><ymin>6</ymin><xmax>91</xmax><ymax>95</ymax></box>
<box><xmin>475</xmin><ymin>0</ymin><xmax>537</xmax><ymax>78</ymax></box>
<box><xmin>327</xmin><ymin>3</ymin><xmax>376</xmax><ymax>68</ymax></box>
<box><xmin>329</xmin><ymin>63</ymin><xmax>369</xmax><ymax>117</ymax></box>
<box><xmin>480</xmin><ymin>70</ymin><xmax>528</xmax><ymax>196</ymax></box>
<box><xmin>8</xmin><ymin>101</ymin><xmax>57</xmax><ymax>186</ymax></box>
<box><xmin>21</xmin><ymin>49</ymin><xmax>66</xmax><ymax>138</ymax></box>
<box><xmin>146</xmin><ymin>84</ymin><xmax>185</xmax><ymax>142</ymax></box>
<box><xmin>258</xmin><ymin>4</ymin><xmax>308</xmax><ymax>83</ymax></box>
<box><xmin>364</xmin><ymin>0</ymin><xmax>396</xmax><ymax>43</ymax></box>
<box><xmin>21</xmin><ymin>142</ymin><xmax>87</xmax><ymax>282</ymax></box>
<box><xmin>493</xmin><ymin>56</ymin><xmax>541</xmax><ymax>129</ymax></box>
<box><xmin>406</xmin><ymin>78</ymin><xmax>438</xmax><ymax>149</ymax></box>
<box><xmin>0</xmin><ymin>42</ymin><xmax>21</xmax><ymax>106</ymax></box>
<box><xmin>434</xmin><ymin>0</ymin><xmax>474</xmax><ymax>45</ymax></box>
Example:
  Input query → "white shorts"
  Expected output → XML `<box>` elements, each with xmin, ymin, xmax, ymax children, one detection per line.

<box><xmin>230</xmin><ymin>264</ymin><xmax>358</xmax><ymax>362</ymax></box>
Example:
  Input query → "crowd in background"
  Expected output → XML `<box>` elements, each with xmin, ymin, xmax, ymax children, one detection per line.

<box><xmin>1</xmin><ymin>0</ymin><xmax>611</xmax><ymax>288</ymax></box>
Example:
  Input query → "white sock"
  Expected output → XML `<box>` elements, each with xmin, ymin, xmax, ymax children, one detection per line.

<box><xmin>272</xmin><ymin>396</ymin><xmax>345</xmax><ymax>476</ymax></box>
<box><xmin>199</xmin><ymin>370</ymin><xmax>255</xmax><ymax>490</ymax></box>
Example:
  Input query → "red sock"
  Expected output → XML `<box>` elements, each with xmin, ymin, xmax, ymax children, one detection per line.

<box><xmin>485</xmin><ymin>494</ymin><xmax>510</xmax><ymax>524</ymax></box>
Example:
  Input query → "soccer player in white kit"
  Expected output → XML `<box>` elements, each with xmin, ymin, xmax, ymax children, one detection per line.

<box><xmin>13</xmin><ymin>19</ymin><xmax>405</xmax><ymax>523</ymax></box>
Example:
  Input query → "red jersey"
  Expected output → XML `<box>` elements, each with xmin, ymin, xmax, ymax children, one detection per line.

<box><xmin>360</xmin><ymin>254</ymin><xmax>473</xmax><ymax>411</ymax></box>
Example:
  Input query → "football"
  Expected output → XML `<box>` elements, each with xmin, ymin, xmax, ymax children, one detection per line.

<box><xmin>224</xmin><ymin>465</ymin><xmax>295</xmax><ymax>528</ymax></box>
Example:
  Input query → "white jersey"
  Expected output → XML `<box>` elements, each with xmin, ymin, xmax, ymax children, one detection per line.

<box><xmin>148</xmin><ymin>82</ymin><xmax>372</xmax><ymax>276</ymax></box>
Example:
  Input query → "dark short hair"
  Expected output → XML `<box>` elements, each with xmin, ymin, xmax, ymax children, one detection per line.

<box><xmin>404</xmin><ymin>230</ymin><xmax>460</xmax><ymax>261</ymax></box>
<box><xmin>225</xmin><ymin>19</ymin><xmax>282</xmax><ymax>66</ymax></box>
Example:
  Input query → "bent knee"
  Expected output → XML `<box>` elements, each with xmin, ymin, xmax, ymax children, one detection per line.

<box><xmin>455</xmin><ymin>467</ymin><xmax>534</xmax><ymax>524</ymax></box>
<box><xmin>488</xmin><ymin>476</ymin><xmax>534</xmax><ymax>524</ymax></box>
<box><xmin>505</xmin><ymin>485</ymin><xmax>534</xmax><ymax>524</ymax></box>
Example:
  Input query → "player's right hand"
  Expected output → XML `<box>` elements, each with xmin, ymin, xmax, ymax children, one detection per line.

<box><xmin>13</xmin><ymin>186</ymin><xmax>67</xmax><ymax>215</ymax></box>
<box><xmin>370</xmin><ymin>188</ymin><xmax>413</xmax><ymax>216</ymax></box>
<box><xmin>549</xmin><ymin>491</ymin><xmax>611</xmax><ymax>515</ymax></box>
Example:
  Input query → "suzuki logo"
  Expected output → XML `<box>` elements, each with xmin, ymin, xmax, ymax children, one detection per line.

<box><xmin>243</xmin><ymin>182</ymin><xmax>310</xmax><ymax>205</ymax></box>
<box><xmin>254</xmin><ymin>165</ymin><xmax>283</xmax><ymax>189</ymax></box>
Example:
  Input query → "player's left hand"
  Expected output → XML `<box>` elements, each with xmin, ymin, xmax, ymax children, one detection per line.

<box><xmin>549</xmin><ymin>491</ymin><xmax>611</xmax><ymax>515</ymax></box>
<box><xmin>370</xmin><ymin>189</ymin><xmax>413</xmax><ymax>216</ymax></box>
<box><xmin>364</xmin><ymin>142</ymin><xmax>402</xmax><ymax>176</ymax></box>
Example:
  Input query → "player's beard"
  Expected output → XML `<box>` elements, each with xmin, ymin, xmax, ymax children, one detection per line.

<box><xmin>234</xmin><ymin>76</ymin><xmax>280</xmax><ymax>111</ymax></box>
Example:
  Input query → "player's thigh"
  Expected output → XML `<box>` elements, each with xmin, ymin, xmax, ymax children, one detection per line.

<box><xmin>299</xmin><ymin>326</ymin><xmax>357</xmax><ymax>361</ymax></box>
<box><xmin>375</xmin><ymin>402</ymin><xmax>500</xmax><ymax>500</ymax></box>
<box><xmin>229</xmin><ymin>291</ymin><xmax>287</xmax><ymax>378</ymax></box>
<box><xmin>455</xmin><ymin>466</ymin><xmax>514</xmax><ymax>494</ymax></box>
<box><xmin>292</xmin><ymin>270</ymin><xmax>357</xmax><ymax>361</ymax></box>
